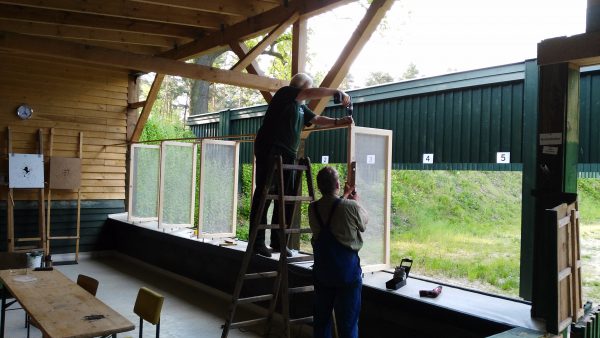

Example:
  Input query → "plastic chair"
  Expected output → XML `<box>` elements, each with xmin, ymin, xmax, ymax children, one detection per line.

<box><xmin>77</xmin><ymin>274</ymin><xmax>99</xmax><ymax>296</ymax></box>
<box><xmin>134</xmin><ymin>287</ymin><xmax>164</xmax><ymax>338</ymax></box>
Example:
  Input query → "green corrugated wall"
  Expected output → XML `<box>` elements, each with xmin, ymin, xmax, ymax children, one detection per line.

<box><xmin>188</xmin><ymin>60</ymin><xmax>600</xmax><ymax>174</ymax></box>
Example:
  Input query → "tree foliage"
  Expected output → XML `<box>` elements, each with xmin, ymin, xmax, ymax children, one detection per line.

<box><xmin>365</xmin><ymin>71</ymin><xmax>395</xmax><ymax>86</ymax></box>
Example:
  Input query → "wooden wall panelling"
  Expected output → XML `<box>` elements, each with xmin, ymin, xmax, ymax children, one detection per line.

<box><xmin>0</xmin><ymin>53</ymin><xmax>128</xmax><ymax>201</ymax></box>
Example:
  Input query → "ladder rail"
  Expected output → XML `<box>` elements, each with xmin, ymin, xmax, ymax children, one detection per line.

<box><xmin>222</xmin><ymin>155</ymin><xmax>316</xmax><ymax>338</ymax></box>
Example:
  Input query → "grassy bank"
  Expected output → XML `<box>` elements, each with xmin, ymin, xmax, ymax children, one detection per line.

<box><xmin>236</xmin><ymin>167</ymin><xmax>600</xmax><ymax>301</ymax></box>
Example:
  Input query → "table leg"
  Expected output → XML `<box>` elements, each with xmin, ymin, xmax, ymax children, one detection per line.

<box><xmin>1</xmin><ymin>286</ymin><xmax>6</xmax><ymax>338</ymax></box>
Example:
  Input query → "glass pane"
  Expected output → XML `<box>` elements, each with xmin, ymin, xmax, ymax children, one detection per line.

<box><xmin>131</xmin><ymin>146</ymin><xmax>159</xmax><ymax>219</ymax></box>
<box><xmin>200</xmin><ymin>142</ymin><xmax>237</xmax><ymax>235</ymax></box>
<box><xmin>162</xmin><ymin>144</ymin><xmax>194</xmax><ymax>225</ymax></box>
<box><xmin>355</xmin><ymin>133</ymin><xmax>387</xmax><ymax>266</ymax></box>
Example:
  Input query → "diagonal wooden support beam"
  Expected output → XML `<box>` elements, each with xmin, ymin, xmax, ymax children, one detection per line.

<box><xmin>160</xmin><ymin>0</ymin><xmax>350</xmax><ymax>61</ymax></box>
<box><xmin>130</xmin><ymin>74</ymin><xmax>164</xmax><ymax>143</ymax></box>
<box><xmin>229</xmin><ymin>42</ymin><xmax>273</xmax><ymax>103</ymax></box>
<box><xmin>308</xmin><ymin>0</ymin><xmax>395</xmax><ymax>116</ymax></box>
<box><xmin>0</xmin><ymin>31</ymin><xmax>288</xmax><ymax>92</ymax></box>
<box><xmin>230</xmin><ymin>12</ymin><xmax>299</xmax><ymax>72</ymax></box>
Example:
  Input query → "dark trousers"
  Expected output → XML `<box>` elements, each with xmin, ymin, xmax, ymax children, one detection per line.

<box><xmin>249</xmin><ymin>149</ymin><xmax>296</xmax><ymax>248</ymax></box>
<box><xmin>313</xmin><ymin>279</ymin><xmax>362</xmax><ymax>338</ymax></box>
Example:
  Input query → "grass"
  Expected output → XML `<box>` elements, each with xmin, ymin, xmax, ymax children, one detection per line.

<box><xmin>235</xmin><ymin>167</ymin><xmax>600</xmax><ymax>301</ymax></box>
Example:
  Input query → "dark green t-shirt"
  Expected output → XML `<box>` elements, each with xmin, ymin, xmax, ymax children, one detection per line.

<box><xmin>255</xmin><ymin>86</ymin><xmax>316</xmax><ymax>158</ymax></box>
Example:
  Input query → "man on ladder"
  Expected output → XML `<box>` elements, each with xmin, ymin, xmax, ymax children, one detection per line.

<box><xmin>251</xmin><ymin>73</ymin><xmax>353</xmax><ymax>257</ymax></box>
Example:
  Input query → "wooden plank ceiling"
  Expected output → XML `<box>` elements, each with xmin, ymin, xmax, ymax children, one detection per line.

<box><xmin>0</xmin><ymin>0</ymin><xmax>349</xmax><ymax>67</ymax></box>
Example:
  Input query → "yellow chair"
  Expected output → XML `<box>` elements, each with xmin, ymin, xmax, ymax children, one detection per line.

<box><xmin>133</xmin><ymin>287</ymin><xmax>164</xmax><ymax>338</ymax></box>
<box><xmin>77</xmin><ymin>274</ymin><xmax>99</xmax><ymax>296</ymax></box>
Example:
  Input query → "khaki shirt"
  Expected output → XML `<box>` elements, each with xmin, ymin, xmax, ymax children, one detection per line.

<box><xmin>308</xmin><ymin>195</ymin><xmax>368</xmax><ymax>251</ymax></box>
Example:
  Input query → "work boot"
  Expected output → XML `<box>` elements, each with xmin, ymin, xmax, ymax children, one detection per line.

<box><xmin>272</xmin><ymin>246</ymin><xmax>293</xmax><ymax>257</ymax></box>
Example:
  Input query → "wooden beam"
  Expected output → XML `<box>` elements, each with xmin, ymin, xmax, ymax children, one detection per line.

<box><xmin>0</xmin><ymin>4</ymin><xmax>204</xmax><ymax>38</ymax></box>
<box><xmin>0</xmin><ymin>0</ymin><xmax>227</xmax><ymax>29</ymax></box>
<box><xmin>0</xmin><ymin>31</ymin><xmax>288</xmax><ymax>91</ymax></box>
<box><xmin>160</xmin><ymin>0</ymin><xmax>350</xmax><ymax>61</ymax></box>
<box><xmin>45</xmin><ymin>38</ymin><xmax>165</xmax><ymax>55</ymax></box>
<box><xmin>308</xmin><ymin>0</ymin><xmax>395</xmax><ymax>115</ymax></box>
<box><xmin>130</xmin><ymin>75</ymin><xmax>163</xmax><ymax>142</ymax></box>
<box><xmin>229</xmin><ymin>42</ymin><xmax>273</xmax><ymax>103</ymax></box>
<box><xmin>0</xmin><ymin>19</ymin><xmax>185</xmax><ymax>48</ymax></box>
<box><xmin>127</xmin><ymin>75</ymin><xmax>141</xmax><ymax>141</ymax></box>
<box><xmin>292</xmin><ymin>17</ymin><xmax>308</xmax><ymax>76</ymax></box>
<box><xmin>130</xmin><ymin>0</ymin><xmax>276</xmax><ymax>17</ymax></box>
<box><xmin>128</xmin><ymin>101</ymin><xmax>147</xmax><ymax>109</ymax></box>
<box><xmin>230</xmin><ymin>12</ymin><xmax>299</xmax><ymax>72</ymax></box>
<box><xmin>538</xmin><ymin>31</ymin><xmax>600</xmax><ymax>66</ymax></box>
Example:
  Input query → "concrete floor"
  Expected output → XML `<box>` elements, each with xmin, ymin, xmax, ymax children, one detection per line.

<box><xmin>3</xmin><ymin>254</ymin><xmax>267</xmax><ymax>338</ymax></box>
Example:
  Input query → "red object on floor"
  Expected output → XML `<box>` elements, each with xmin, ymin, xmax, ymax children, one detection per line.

<box><xmin>419</xmin><ymin>286</ymin><xmax>443</xmax><ymax>298</ymax></box>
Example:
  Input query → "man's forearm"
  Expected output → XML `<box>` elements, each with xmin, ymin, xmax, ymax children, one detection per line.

<box><xmin>311</xmin><ymin>115</ymin><xmax>353</xmax><ymax>127</ymax></box>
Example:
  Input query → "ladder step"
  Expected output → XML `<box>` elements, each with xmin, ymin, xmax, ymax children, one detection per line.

<box><xmin>13</xmin><ymin>247</ymin><xmax>43</xmax><ymax>253</ymax></box>
<box><xmin>289</xmin><ymin>316</ymin><xmax>313</xmax><ymax>325</ymax></box>
<box><xmin>15</xmin><ymin>237</ymin><xmax>42</xmax><ymax>242</ymax></box>
<box><xmin>48</xmin><ymin>236</ymin><xmax>79</xmax><ymax>240</ymax></box>
<box><xmin>266</xmin><ymin>195</ymin><xmax>313</xmax><ymax>202</ymax></box>
<box><xmin>229</xmin><ymin>317</ymin><xmax>268</xmax><ymax>329</ymax></box>
<box><xmin>244</xmin><ymin>271</ymin><xmax>278</xmax><ymax>279</ymax></box>
<box><xmin>284</xmin><ymin>228</ymin><xmax>312</xmax><ymax>234</ymax></box>
<box><xmin>288</xmin><ymin>255</ymin><xmax>315</xmax><ymax>263</ymax></box>
<box><xmin>258</xmin><ymin>224</ymin><xmax>285</xmax><ymax>230</ymax></box>
<box><xmin>280</xmin><ymin>164</ymin><xmax>309</xmax><ymax>171</ymax></box>
<box><xmin>237</xmin><ymin>294</ymin><xmax>273</xmax><ymax>304</ymax></box>
<box><xmin>289</xmin><ymin>285</ymin><xmax>314</xmax><ymax>294</ymax></box>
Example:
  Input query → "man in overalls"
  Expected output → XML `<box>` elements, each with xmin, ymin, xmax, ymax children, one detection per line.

<box><xmin>308</xmin><ymin>166</ymin><xmax>368</xmax><ymax>338</ymax></box>
<box><xmin>251</xmin><ymin>73</ymin><xmax>353</xmax><ymax>258</ymax></box>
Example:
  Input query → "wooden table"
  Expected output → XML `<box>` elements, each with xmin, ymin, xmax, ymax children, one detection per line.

<box><xmin>0</xmin><ymin>269</ymin><xmax>134</xmax><ymax>338</ymax></box>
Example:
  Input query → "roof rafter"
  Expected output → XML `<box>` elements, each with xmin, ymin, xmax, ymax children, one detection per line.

<box><xmin>0</xmin><ymin>4</ymin><xmax>204</xmax><ymax>39</ymax></box>
<box><xmin>308</xmin><ymin>0</ymin><xmax>395</xmax><ymax>115</ymax></box>
<box><xmin>0</xmin><ymin>31</ymin><xmax>288</xmax><ymax>92</ymax></box>
<box><xmin>0</xmin><ymin>19</ymin><xmax>185</xmax><ymax>48</ymax></box>
<box><xmin>160</xmin><ymin>0</ymin><xmax>351</xmax><ymax>61</ymax></box>
<box><xmin>230</xmin><ymin>12</ymin><xmax>299</xmax><ymax>72</ymax></box>
<box><xmin>130</xmin><ymin>0</ymin><xmax>276</xmax><ymax>17</ymax></box>
<box><xmin>229</xmin><ymin>42</ymin><xmax>273</xmax><ymax>103</ymax></box>
<box><xmin>0</xmin><ymin>0</ymin><xmax>227</xmax><ymax>29</ymax></box>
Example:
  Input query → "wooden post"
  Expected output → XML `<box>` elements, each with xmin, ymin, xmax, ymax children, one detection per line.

<box><xmin>292</xmin><ymin>17</ymin><xmax>307</xmax><ymax>76</ymax></box>
<box><xmin>46</xmin><ymin>128</ymin><xmax>54</xmax><ymax>255</ymax></box>
<box><xmin>38</xmin><ymin>129</ymin><xmax>46</xmax><ymax>253</ymax></box>
<box><xmin>587</xmin><ymin>0</ymin><xmax>600</xmax><ymax>32</ymax></box>
<box><xmin>7</xmin><ymin>127</ymin><xmax>14</xmax><ymax>252</ymax></box>
<box><xmin>76</xmin><ymin>132</ymin><xmax>83</xmax><ymax>262</ymax></box>
<box><xmin>531</xmin><ymin>62</ymin><xmax>580</xmax><ymax>331</ymax></box>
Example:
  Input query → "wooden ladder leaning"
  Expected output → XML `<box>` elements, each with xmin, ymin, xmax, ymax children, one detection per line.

<box><xmin>6</xmin><ymin>127</ymin><xmax>46</xmax><ymax>254</ymax></box>
<box><xmin>221</xmin><ymin>156</ymin><xmax>316</xmax><ymax>338</ymax></box>
<box><xmin>46</xmin><ymin>128</ymin><xmax>83</xmax><ymax>262</ymax></box>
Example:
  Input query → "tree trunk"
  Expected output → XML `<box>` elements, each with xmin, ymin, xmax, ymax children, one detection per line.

<box><xmin>189</xmin><ymin>52</ymin><xmax>221</xmax><ymax>116</ymax></box>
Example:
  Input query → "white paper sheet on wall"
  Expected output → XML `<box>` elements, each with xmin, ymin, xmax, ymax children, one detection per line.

<box><xmin>9</xmin><ymin>153</ymin><xmax>44</xmax><ymax>189</ymax></box>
